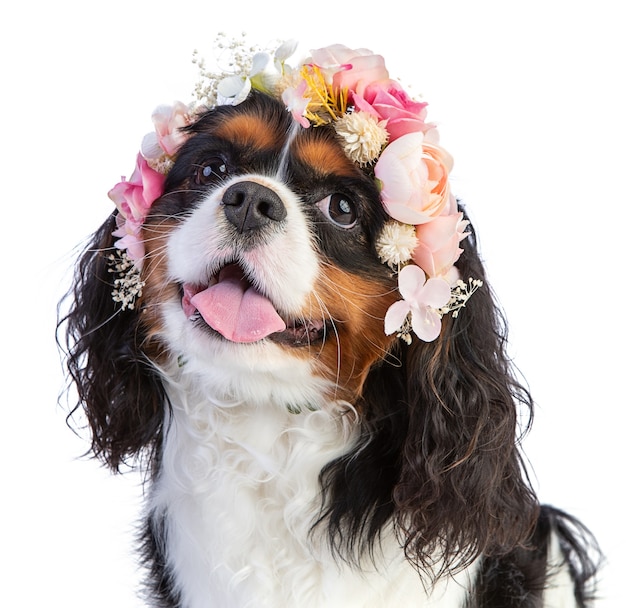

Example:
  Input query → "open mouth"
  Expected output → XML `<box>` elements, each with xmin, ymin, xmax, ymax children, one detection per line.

<box><xmin>181</xmin><ymin>263</ymin><xmax>328</xmax><ymax>346</ymax></box>
<box><xmin>270</xmin><ymin>318</ymin><xmax>329</xmax><ymax>346</ymax></box>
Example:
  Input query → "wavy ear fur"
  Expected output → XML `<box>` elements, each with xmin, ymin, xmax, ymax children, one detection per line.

<box><xmin>319</xmin><ymin>207</ymin><xmax>539</xmax><ymax>574</ymax></box>
<box><xmin>58</xmin><ymin>214</ymin><xmax>166</xmax><ymax>472</ymax></box>
<box><xmin>470</xmin><ymin>505</ymin><xmax>601</xmax><ymax>607</ymax></box>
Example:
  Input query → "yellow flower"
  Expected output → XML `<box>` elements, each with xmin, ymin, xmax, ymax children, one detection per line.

<box><xmin>298</xmin><ymin>64</ymin><xmax>348</xmax><ymax>126</ymax></box>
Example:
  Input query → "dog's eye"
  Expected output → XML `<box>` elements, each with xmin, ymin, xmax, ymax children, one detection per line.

<box><xmin>194</xmin><ymin>157</ymin><xmax>228</xmax><ymax>185</ymax></box>
<box><xmin>318</xmin><ymin>194</ymin><xmax>358</xmax><ymax>228</ymax></box>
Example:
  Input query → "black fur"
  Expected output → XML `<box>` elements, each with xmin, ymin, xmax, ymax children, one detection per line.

<box><xmin>140</xmin><ymin>513</ymin><xmax>181</xmax><ymax>607</ymax></box>
<box><xmin>467</xmin><ymin>506</ymin><xmax>601</xmax><ymax>607</ymax></box>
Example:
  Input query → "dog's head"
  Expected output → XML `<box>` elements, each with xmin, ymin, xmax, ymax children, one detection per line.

<box><xmin>60</xmin><ymin>41</ymin><xmax>538</xmax><ymax>573</ymax></box>
<box><xmin>140</xmin><ymin>91</ymin><xmax>399</xmax><ymax>407</ymax></box>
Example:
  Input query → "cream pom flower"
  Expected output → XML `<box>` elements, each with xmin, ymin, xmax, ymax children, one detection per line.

<box><xmin>334</xmin><ymin>111</ymin><xmax>389</xmax><ymax>166</ymax></box>
<box><xmin>376</xmin><ymin>221</ymin><xmax>418</xmax><ymax>268</ymax></box>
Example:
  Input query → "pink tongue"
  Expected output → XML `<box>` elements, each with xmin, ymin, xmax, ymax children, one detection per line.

<box><xmin>187</xmin><ymin>266</ymin><xmax>286</xmax><ymax>343</ymax></box>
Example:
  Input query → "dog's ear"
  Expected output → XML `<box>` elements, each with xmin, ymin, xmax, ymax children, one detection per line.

<box><xmin>319</xmin><ymin>207</ymin><xmax>538</xmax><ymax>573</ymax></box>
<box><xmin>391</xmin><ymin>213</ymin><xmax>539</xmax><ymax>570</ymax></box>
<box><xmin>58</xmin><ymin>214</ymin><xmax>165</xmax><ymax>471</ymax></box>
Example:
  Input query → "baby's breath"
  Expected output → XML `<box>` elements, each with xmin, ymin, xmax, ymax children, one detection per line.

<box><xmin>396</xmin><ymin>316</ymin><xmax>414</xmax><ymax>345</ymax></box>
<box><xmin>108</xmin><ymin>251</ymin><xmax>145</xmax><ymax>311</ymax></box>
<box><xmin>438</xmin><ymin>277</ymin><xmax>483</xmax><ymax>318</ymax></box>
<box><xmin>192</xmin><ymin>33</ymin><xmax>265</xmax><ymax>107</ymax></box>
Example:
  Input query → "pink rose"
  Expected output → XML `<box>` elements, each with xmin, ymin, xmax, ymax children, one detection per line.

<box><xmin>108</xmin><ymin>153</ymin><xmax>166</xmax><ymax>263</ymax></box>
<box><xmin>412</xmin><ymin>211</ymin><xmax>470</xmax><ymax>278</ymax></box>
<box><xmin>108</xmin><ymin>153</ymin><xmax>166</xmax><ymax>224</ymax></box>
<box><xmin>141</xmin><ymin>101</ymin><xmax>191</xmax><ymax>159</ymax></box>
<box><xmin>374</xmin><ymin>132</ymin><xmax>453</xmax><ymax>225</ymax></box>
<box><xmin>309</xmin><ymin>44</ymin><xmax>389</xmax><ymax>95</ymax></box>
<box><xmin>354</xmin><ymin>82</ymin><xmax>431</xmax><ymax>142</ymax></box>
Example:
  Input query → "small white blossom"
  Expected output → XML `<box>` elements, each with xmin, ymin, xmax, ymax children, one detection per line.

<box><xmin>274</xmin><ymin>39</ymin><xmax>298</xmax><ymax>68</ymax></box>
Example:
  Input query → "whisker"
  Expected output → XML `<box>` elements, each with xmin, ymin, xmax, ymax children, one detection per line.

<box><xmin>317</xmin><ymin>259</ymin><xmax>398</xmax><ymax>317</ymax></box>
<box><xmin>314</xmin><ymin>266</ymin><xmax>399</xmax><ymax>369</ymax></box>
<box><xmin>310</xmin><ymin>290</ymin><xmax>343</xmax><ymax>399</ymax></box>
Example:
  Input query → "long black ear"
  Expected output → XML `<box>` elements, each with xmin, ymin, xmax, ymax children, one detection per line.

<box><xmin>392</xmin><ymin>210</ymin><xmax>539</xmax><ymax>570</ymax></box>
<box><xmin>57</xmin><ymin>214</ymin><xmax>166</xmax><ymax>472</ymax></box>
<box><xmin>319</xmin><ymin>206</ymin><xmax>539</xmax><ymax>574</ymax></box>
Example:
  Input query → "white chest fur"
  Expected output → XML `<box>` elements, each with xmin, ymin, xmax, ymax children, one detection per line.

<box><xmin>148</xmin><ymin>372</ymin><xmax>475</xmax><ymax>608</ymax></box>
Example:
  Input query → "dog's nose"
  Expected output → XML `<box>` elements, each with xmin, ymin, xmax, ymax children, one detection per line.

<box><xmin>222</xmin><ymin>181</ymin><xmax>287</xmax><ymax>233</ymax></box>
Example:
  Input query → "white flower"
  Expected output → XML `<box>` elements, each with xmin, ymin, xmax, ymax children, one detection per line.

<box><xmin>217</xmin><ymin>74</ymin><xmax>253</xmax><ymax>105</ymax></box>
<box><xmin>384</xmin><ymin>265</ymin><xmax>451</xmax><ymax>343</ymax></box>
<box><xmin>334</xmin><ymin>111</ymin><xmax>389</xmax><ymax>166</ymax></box>
<box><xmin>274</xmin><ymin>39</ymin><xmax>298</xmax><ymax>69</ymax></box>
<box><xmin>376</xmin><ymin>221</ymin><xmax>418</xmax><ymax>268</ymax></box>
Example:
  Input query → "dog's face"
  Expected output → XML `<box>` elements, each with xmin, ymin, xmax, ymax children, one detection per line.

<box><xmin>140</xmin><ymin>93</ymin><xmax>398</xmax><ymax>406</ymax></box>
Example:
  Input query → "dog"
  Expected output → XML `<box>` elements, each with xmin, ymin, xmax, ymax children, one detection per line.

<box><xmin>59</xmin><ymin>41</ymin><xmax>600</xmax><ymax>607</ymax></box>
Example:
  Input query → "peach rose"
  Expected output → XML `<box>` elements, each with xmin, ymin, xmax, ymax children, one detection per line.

<box><xmin>374</xmin><ymin>132</ymin><xmax>453</xmax><ymax>225</ymax></box>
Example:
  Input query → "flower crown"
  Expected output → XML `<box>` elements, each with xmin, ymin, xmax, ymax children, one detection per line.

<box><xmin>108</xmin><ymin>35</ymin><xmax>481</xmax><ymax>343</ymax></box>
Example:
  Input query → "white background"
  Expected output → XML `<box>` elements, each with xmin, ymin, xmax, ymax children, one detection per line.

<box><xmin>2</xmin><ymin>0</ymin><xmax>623</xmax><ymax>605</ymax></box>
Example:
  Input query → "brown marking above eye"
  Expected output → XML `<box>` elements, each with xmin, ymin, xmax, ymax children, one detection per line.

<box><xmin>213</xmin><ymin>114</ymin><xmax>282</xmax><ymax>149</ymax></box>
<box><xmin>293</xmin><ymin>137</ymin><xmax>358</xmax><ymax>178</ymax></box>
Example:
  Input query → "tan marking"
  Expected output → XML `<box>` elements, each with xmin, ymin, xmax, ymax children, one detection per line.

<box><xmin>283</xmin><ymin>265</ymin><xmax>397</xmax><ymax>403</ymax></box>
<box><xmin>213</xmin><ymin>115</ymin><xmax>281</xmax><ymax>149</ymax></box>
<box><xmin>293</xmin><ymin>138</ymin><xmax>357</xmax><ymax>178</ymax></box>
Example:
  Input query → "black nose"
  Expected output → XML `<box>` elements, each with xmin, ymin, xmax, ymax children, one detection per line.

<box><xmin>222</xmin><ymin>181</ymin><xmax>287</xmax><ymax>233</ymax></box>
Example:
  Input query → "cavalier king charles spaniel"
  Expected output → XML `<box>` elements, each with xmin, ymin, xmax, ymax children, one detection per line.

<box><xmin>59</xmin><ymin>42</ymin><xmax>600</xmax><ymax>607</ymax></box>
